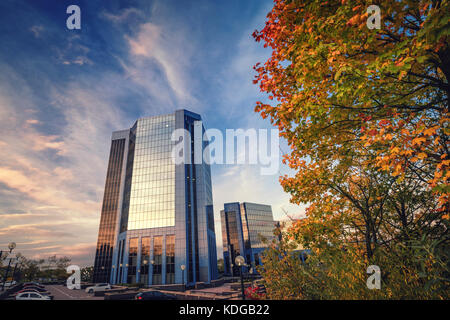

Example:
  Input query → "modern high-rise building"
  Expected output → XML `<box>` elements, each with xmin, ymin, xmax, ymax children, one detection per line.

<box><xmin>93</xmin><ymin>110</ymin><xmax>218</xmax><ymax>286</ymax></box>
<box><xmin>220</xmin><ymin>202</ymin><xmax>276</xmax><ymax>276</ymax></box>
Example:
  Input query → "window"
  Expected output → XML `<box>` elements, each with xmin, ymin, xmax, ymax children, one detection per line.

<box><xmin>127</xmin><ymin>238</ymin><xmax>138</xmax><ymax>283</ymax></box>
<box><xmin>166</xmin><ymin>235</ymin><xmax>175</xmax><ymax>284</ymax></box>
<box><xmin>140</xmin><ymin>237</ymin><xmax>150</xmax><ymax>285</ymax></box>
<box><xmin>127</xmin><ymin>116</ymin><xmax>176</xmax><ymax>230</ymax></box>
<box><xmin>152</xmin><ymin>236</ymin><xmax>163</xmax><ymax>285</ymax></box>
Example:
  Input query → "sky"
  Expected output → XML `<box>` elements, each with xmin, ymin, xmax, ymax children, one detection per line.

<box><xmin>0</xmin><ymin>0</ymin><xmax>305</xmax><ymax>267</ymax></box>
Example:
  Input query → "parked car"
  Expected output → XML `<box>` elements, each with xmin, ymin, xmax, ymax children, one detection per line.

<box><xmin>22</xmin><ymin>286</ymin><xmax>47</xmax><ymax>293</ymax></box>
<box><xmin>23</xmin><ymin>282</ymin><xmax>41</xmax><ymax>286</ymax></box>
<box><xmin>15</xmin><ymin>289</ymin><xmax>52</xmax><ymax>297</ymax></box>
<box><xmin>135</xmin><ymin>291</ymin><xmax>177</xmax><ymax>300</ymax></box>
<box><xmin>15</xmin><ymin>292</ymin><xmax>52</xmax><ymax>300</ymax></box>
<box><xmin>85</xmin><ymin>283</ymin><xmax>111</xmax><ymax>293</ymax></box>
<box><xmin>23</xmin><ymin>283</ymin><xmax>45</xmax><ymax>289</ymax></box>
<box><xmin>3</xmin><ymin>280</ymin><xmax>17</xmax><ymax>288</ymax></box>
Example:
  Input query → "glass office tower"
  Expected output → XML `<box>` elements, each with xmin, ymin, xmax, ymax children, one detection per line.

<box><xmin>93</xmin><ymin>110</ymin><xmax>218</xmax><ymax>285</ymax></box>
<box><xmin>221</xmin><ymin>202</ymin><xmax>275</xmax><ymax>276</ymax></box>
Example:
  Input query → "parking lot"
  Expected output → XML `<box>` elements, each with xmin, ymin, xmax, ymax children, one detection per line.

<box><xmin>43</xmin><ymin>285</ymin><xmax>104</xmax><ymax>300</ymax></box>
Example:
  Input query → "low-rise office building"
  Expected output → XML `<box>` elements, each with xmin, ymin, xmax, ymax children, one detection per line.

<box><xmin>220</xmin><ymin>202</ymin><xmax>276</xmax><ymax>276</ymax></box>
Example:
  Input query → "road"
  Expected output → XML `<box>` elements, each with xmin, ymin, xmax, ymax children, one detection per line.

<box><xmin>44</xmin><ymin>285</ymin><xmax>103</xmax><ymax>300</ymax></box>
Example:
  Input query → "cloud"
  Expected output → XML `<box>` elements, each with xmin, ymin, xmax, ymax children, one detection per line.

<box><xmin>62</xmin><ymin>56</ymin><xmax>93</xmax><ymax>66</ymax></box>
<box><xmin>0</xmin><ymin>0</ymin><xmax>300</xmax><ymax>267</ymax></box>
<box><xmin>100</xmin><ymin>8</ymin><xmax>145</xmax><ymax>24</ymax></box>
<box><xmin>26</xmin><ymin>119</ymin><xmax>40</xmax><ymax>125</ymax></box>
<box><xmin>124</xmin><ymin>19</ymin><xmax>197</xmax><ymax>106</ymax></box>
<box><xmin>30</xmin><ymin>25</ymin><xmax>44</xmax><ymax>38</ymax></box>
<box><xmin>0</xmin><ymin>67</ymin><xmax>129</xmax><ymax>266</ymax></box>
<box><xmin>55</xmin><ymin>35</ymin><xmax>93</xmax><ymax>66</ymax></box>
<box><xmin>24</xmin><ymin>242</ymin><xmax>97</xmax><ymax>267</ymax></box>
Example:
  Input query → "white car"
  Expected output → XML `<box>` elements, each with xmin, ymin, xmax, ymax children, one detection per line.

<box><xmin>3</xmin><ymin>280</ymin><xmax>17</xmax><ymax>287</ymax></box>
<box><xmin>6</xmin><ymin>280</ymin><xmax>17</xmax><ymax>287</ymax></box>
<box><xmin>85</xmin><ymin>283</ymin><xmax>112</xmax><ymax>294</ymax></box>
<box><xmin>16</xmin><ymin>292</ymin><xmax>51</xmax><ymax>300</ymax></box>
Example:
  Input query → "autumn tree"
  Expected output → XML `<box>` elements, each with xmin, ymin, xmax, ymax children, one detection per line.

<box><xmin>252</xmin><ymin>0</ymin><xmax>449</xmax><ymax>298</ymax></box>
<box><xmin>253</xmin><ymin>0</ymin><xmax>448</xmax><ymax>209</ymax></box>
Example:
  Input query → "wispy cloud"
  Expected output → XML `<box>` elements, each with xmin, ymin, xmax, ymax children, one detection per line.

<box><xmin>0</xmin><ymin>0</ymin><xmax>302</xmax><ymax>267</ymax></box>
<box><xmin>30</xmin><ymin>25</ymin><xmax>44</xmax><ymax>38</ymax></box>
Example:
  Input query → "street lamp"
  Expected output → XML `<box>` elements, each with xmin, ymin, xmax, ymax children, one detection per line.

<box><xmin>8</xmin><ymin>242</ymin><xmax>16</xmax><ymax>252</ymax></box>
<box><xmin>149</xmin><ymin>260</ymin><xmax>155</xmax><ymax>286</ymax></box>
<box><xmin>180</xmin><ymin>264</ymin><xmax>186</xmax><ymax>290</ymax></box>
<box><xmin>0</xmin><ymin>242</ymin><xmax>16</xmax><ymax>260</ymax></box>
<box><xmin>1</xmin><ymin>242</ymin><xmax>16</xmax><ymax>291</ymax></box>
<box><xmin>235</xmin><ymin>256</ymin><xmax>246</xmax><ymax>300</ymax></box>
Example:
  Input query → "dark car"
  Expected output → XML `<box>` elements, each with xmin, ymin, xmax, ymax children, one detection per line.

<box><xmin>135</xmin><ymin>291</ymin><xmax>177</xmax><ymax>300</ymax></box>
<box><xmin>23</xmin><ymin>283</ymin><xmax>44</xmax><ymax>287</ymax></box>
<box><xmin>22</xmin><ymin>286</ymin><xmax>47</xmax><ymax>292</ymax></box>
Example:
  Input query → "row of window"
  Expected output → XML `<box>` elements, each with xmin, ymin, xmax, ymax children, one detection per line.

<box><xmin>124</xmin><ymin>235</ymin><xmax>175</xmax><ymax>285</ymax></box>
<box><xmin>128</xmin><ymin>199</ymin><xmax>175</xmax><ymax>208</ymax></box>
<box><xmin>128</xmin><ymin>219</ymin><xmax>175</xmax><ymax>230</ymax></box>
<box><xmin>135</xmin><ymin>143</ymin><xmax>175</xmax><ymax>151</ymax></box>
<box><xmin>128</xmin><ymin>212</ymin><xmax>175</xmax><ymax>222</ymax></box>
<box><xmin>131</xmin><ymin>179</ymin><xmax>175</xmax><ymax>189</ymax></box>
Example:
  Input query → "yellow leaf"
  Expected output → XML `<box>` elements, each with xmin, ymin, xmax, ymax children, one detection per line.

<box><xmin>423</xmin><ymin>126</ymin><xmax>438</xmax><ymax>136</ymax></box>
<box><xmin>412</xmin><ymin>137</ymin><xmax>426</xmax><ymax>146</ymax></box>
<box><xmin>417</xmin><ymin>153</ymin><xmax>427</xmax><ymax>159</ymax></box>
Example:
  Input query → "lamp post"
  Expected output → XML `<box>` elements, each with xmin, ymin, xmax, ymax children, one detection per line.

<box><xmin>1</xmin><ymin>242</ymin><xmax>16</xmax><ymax>291</ymax></box>
<box><xmin>235</xmin><ymin>255</ymin><xmax>246</xmax><ymax>300</ymax></box>
<box><xmin>142</xmin><ymin>260</ymin><xmax>148</xmax><ymax>285</ymax></box>
<box><xmin>180</xmin><ymin>264</ymin><xmax>186</xmax><ymax>290</ymax></box>
<box><xmin>111</xmin><ymin>265</ymin><xmax>116</xmax><ymax>284</ymax></box>
<box><xmin>150</xmin><ymin>260</ymin><xmax>155</xmax><ymax>285</ymax></box>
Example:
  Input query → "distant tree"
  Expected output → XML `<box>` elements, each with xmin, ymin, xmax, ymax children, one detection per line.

<box><xmin>81</xmin><ymin>266</ymin><xmax>94</xmax><ymax>282</ymax></box>
<box><xmin>20</xmin><ymin>258</ymin><xmax>40</xmax><ymax>282</ymax></box>
<box><xmin>217</xmin><ymin>259</ymin><xmax>225</xmax><ymax>274</ymax></box>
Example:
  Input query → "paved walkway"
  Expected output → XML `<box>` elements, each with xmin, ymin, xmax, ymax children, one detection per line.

<box><xmin>45</xmin><ymin>285</ymin><xmax>103</xmax><ymax>300</ymax></box>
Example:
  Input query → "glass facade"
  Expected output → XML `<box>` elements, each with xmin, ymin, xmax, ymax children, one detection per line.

<box><xmin>152</xmin><ymin>236</ymin><xmax>163</xmax><ymax>285</ymax></box>
<box><xmin>93</xmin><ymin>138</ymin><xmax>126</xmax><ymax>283</ymax></box>
<box><xmin>96</xmin><ymin>110</ymin><xmax>217</xmax><ymax>286</ymax></box>
<box><xmin>221</xmin><ymin>210</ymin><xmax>241</xmax><ymax>276</ymax></box>
<box><xmin>127</xmin><ymin>238</ymin><xmax>138</xmax><ymax>283</ymax></box>
<box><xmin>127</xmin><ymin>115</ymin><xmax>175</xmax><ymax>230</ymax></box>
<box><xmin>166</xmin><ymin>235</ymin><xmax>175</xmax><ymax>284</ymax></box>
<box><xmin>241</xmin><ymin>203</ymin><xmax>275</xmax><ymax>249</ymax></box>
<box><xmin>221</xmin><ymin>202</ymin><xmax>275</xmax><ymax>276</ymax></box>
<box><xmin>140</xmin><ymin>237</ymin><xmax>150</xmax><ymax>284</ymax></box>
